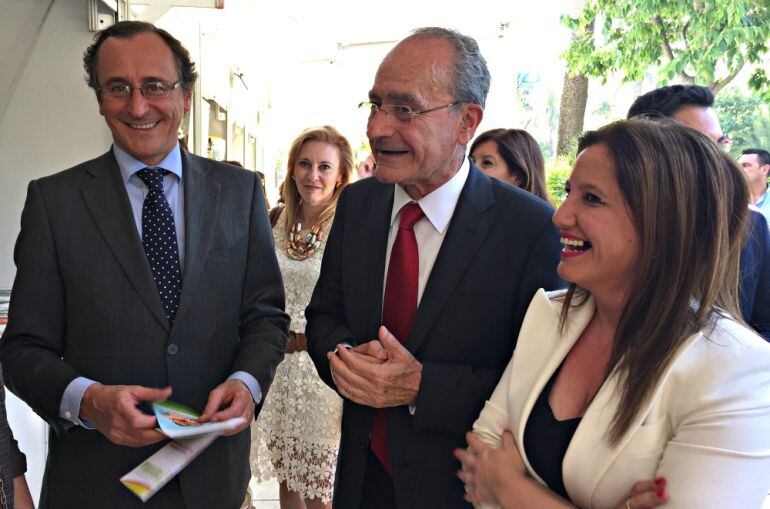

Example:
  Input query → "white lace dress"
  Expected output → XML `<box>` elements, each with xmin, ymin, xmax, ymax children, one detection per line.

<box><xmin>250</xmin><ymin>210</ymin><xmax>343</xmax><ymax>502</ymax></box>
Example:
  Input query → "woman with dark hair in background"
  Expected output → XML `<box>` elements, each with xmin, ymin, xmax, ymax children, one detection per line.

<box><xmin>457</xmin><ymin>119</ymin><xmax>770</xmax><ymax>509</ymax></box>
<box><xmin>250</xmin><ymin>126</ymin><xmax>353</xmax><ymax>509</ymax></box>
<box><xmin>470</xmin><ymin>128</ymin><xmax>550</xmax><ymax>202</ymax></box>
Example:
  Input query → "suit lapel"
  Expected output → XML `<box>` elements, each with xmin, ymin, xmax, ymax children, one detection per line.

<box><xmin>406</xmin><ymin>165</ymin><xmax>494</xmax><ymax>353</ymax></box>
<box><xmin>360</xmin><ymin>183</ymin><xmax>394</xmax><ymax>336</ymax></box>
<box><xmin>562</xmin><ymin>366</ymin><xmax>625</xmax><ymax>508</ymax></box>
<box><xmin>563</xmin><ymin>329</ymin><xmax>704</xmax><ymax>507</ymax></box>
<box><xmin>513</xmin><ymin>293</ymin><xmax>594</xmax><ymax>481</ymax></box>
<box><xmin>172</xmin><ymin>152</ymin><xmax>220</xmax><ymax>333</ymax></box>
<box><xmin>79</xmin><ymin>151</ymin><xmax>169</xmax><ymax>330</ymax></box>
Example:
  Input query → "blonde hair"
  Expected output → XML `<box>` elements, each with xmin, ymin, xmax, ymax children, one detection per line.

<box><xmin>281</xmin><ymin>126</ymin><xmax>353</xmax><ymax>232</ymax></box>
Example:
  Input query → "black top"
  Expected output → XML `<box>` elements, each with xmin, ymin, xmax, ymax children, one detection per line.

<box><xmin>523</xmin><ymin>367</ymin><xmax>581</xmax><ymax>501</ymax></box>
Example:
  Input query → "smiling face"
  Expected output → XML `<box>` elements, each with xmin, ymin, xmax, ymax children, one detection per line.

<box><xmin>291</xmin><ymin>140</ymin><xmax>342</xmax><ymax>208</ymax></box>
<box><xmin>96</xmin><ymin>32</ymin><xmax>191</xmax><ymax>166</ymax></box>
<box><xmin>366</xmin><ymin>37</ymin><xmax>482</xmax><ymax>199</ymax></box>
<box><xmin>552</xmin><ymin>144</ymin><xmax>640</xmax><ymax>300</ymax></box>
<box><xmin>470</xmin><ymin>139</ymin><xmax>521</xmax><ymax>186</ymax></box>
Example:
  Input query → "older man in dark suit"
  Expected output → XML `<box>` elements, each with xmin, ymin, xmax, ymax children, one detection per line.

<box><xmin>306</xmin><ymin>27</ymin><xmax>564</xmax><ymax>508</ymax></box>
<box><xmin>0</xmin><ymin>21</ymin><xmax>288</xmax><ymax>508</ymax></box>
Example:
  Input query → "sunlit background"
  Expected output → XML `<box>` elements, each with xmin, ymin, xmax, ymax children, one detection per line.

<box><xmin>1</xmin><ymin>1</ymin><xmax>769</xmax><ymax>506</ymax></box>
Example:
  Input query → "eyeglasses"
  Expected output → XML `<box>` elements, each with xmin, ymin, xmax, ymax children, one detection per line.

<box><xmin>358</xmin><ymin>101</ymin><xmax>461</xmax><ymax>124</ymax></box>
<box><xmin>717</xmin><ymin>135</ymin><xmax>732</xmax><ymax>152</ymax></box>
<box><xmin>99</xmin><ymin>80</ymin><xmax>182</xmax><ymax>101</ymax></box>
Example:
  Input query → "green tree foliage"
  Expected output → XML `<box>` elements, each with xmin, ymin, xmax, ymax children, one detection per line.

<box><xmin>546</xmin><ymin>156</ymin><xmax>574</xmax><ymax>206</ymax></box>
<box><xmin>563</xmin><ymin>0</ymin><xmax>770</xmax><ymax>96</ymax></box>
<box><xmin>715</xmin><ymin>89</ymin><xmax>770</xmax><ymax>150</ymax></box>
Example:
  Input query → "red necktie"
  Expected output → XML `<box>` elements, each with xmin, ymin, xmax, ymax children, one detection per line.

<box><xmin>371</xmin><ymin>202</ymin><xmax>424</xmax><ymax>475</ymax></box>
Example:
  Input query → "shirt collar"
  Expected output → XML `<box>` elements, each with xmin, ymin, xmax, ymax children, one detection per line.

<box><xmin>390</xmin><ymin>157</ymin><xmax>470</xmax><ymax>234</ymax></box>
<box><xmin>113</xmin><ymin>143</ymin><xmax>183</xmax><ymax>184</ymax></box>
<box><xmin>756</xmin><ymin>186</ymin><xmax>770</xmax><ymax>207</ymax></box>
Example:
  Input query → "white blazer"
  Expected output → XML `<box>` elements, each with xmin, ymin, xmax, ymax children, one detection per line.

<box><xmin>473</xmin><ymin>289</ymin><xmax>770</xmax><ymax>508</ymax></box>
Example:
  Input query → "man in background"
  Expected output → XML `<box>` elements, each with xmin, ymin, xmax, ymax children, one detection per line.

<box><xmin>629</xmin><ymin>85</ymin><xmax>770</xmax><ymax>340</ymax></box>
<box><xmin>739</xmin><ymin>148</ymin><xmax>770</xmax><ymax>220</ymax></box>
<box><xmin>1</xmin><ymin>21</ymin><xmax>288</xmax><ymax>508</ymax></box>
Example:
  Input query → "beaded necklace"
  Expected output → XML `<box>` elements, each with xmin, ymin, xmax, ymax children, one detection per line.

<box><xmin>285</xmin><ymin>219</ymin><xmax>324</xmax><ymax>261</ymax></box>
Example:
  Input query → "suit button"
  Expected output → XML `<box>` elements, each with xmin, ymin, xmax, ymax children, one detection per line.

<box><xmin>167</xmin><ymin>343</ymin><xmax>179</xmax><ymax>355</ymax></box>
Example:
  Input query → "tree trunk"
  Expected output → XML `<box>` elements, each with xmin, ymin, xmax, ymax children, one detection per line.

<box><xmin>710</xmin><ymin>65</ymin><xmax>743</xmax><ymax>95</ymax></box>
<box><xmin>556</xmin><ymin>69</ymin><xmax>589</xmax><ymax>156</ymax></box>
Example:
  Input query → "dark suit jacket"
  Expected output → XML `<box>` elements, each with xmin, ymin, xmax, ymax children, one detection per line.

<box><xmin>306</xmin><ymin>164</ymin><xmax>564</xmax><ymax>509</ymax></box>
<box><xmin>740</xmin><ymin>210</ymin><xmax>770</xmax><ymax>340</ymax></box>
<box><xmin>0</xmin><ymin>149</ymin><xmax>289</xmax><ymax>509</ymax></box>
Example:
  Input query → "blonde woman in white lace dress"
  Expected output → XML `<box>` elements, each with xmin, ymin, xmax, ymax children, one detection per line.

<box><xmin>251</xmin><ymin>126</ymin><xmax>352</xmax><ymax>509</ymax></box>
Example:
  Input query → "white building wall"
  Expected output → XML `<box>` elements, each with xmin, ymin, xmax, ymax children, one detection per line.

<box><xmin>1</xmin><ymin>0</ymin><xmax>113</xmax><ymax>288</ymax></box>
<box><xmin>0</xmin><ymin>0</ymin><xmax>113</xmax><ymax>503</ymax></box>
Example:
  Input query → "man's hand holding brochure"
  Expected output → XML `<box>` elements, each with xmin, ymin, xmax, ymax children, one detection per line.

<box><xmin>120</xmin><ymin>400</ymin><xmax>246</xmax><ymax>501</ymax></box>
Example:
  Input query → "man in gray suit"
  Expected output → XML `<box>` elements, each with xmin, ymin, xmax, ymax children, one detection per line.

<box><xmin>0</xmin><ymin>21</ymin><xmax>288</xmax><ymax>508</ymax></box>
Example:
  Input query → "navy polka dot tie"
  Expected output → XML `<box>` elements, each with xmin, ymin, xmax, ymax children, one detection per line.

<box><xmin>137</xmin><ymin>168</ymin><xmax>182</xmax><ymax>326</ymax></box>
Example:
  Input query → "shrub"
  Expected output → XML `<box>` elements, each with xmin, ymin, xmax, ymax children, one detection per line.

<box><xmin>546</xmin><ymin>156</ymin><xmax>572</xmax><ymax>206</ymax></box>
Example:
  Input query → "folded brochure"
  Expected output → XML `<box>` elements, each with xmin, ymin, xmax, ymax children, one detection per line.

<box><xmin>120</xmin><ymin>400</ymin><xmax>246</xmax><ymax>501</ymax></box>
<box><xmin>120</xmin><ymin>433</ymin><xmax>217</xmax><ymax>502</ymax></box>
<box><xmin>152</xmin><ymin>400</ymin><xmax>246</xmax><ymax>439</ymax></box>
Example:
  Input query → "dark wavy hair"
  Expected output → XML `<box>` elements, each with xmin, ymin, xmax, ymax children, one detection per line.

<box><xmin>470</xmin><ymin>128</ymin><xmax>550</xmax><ymax>202</ymax></box>
<box><xmin>83</xmin><ymin>21</ymin><xmax>197</xmax><ymax>93</ymax></box>
<box><xmin>559</xmin><ymin>118</ymin><xmax>748</xmax><ymax>445</ymax></box>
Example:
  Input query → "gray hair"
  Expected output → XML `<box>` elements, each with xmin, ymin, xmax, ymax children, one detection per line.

<box><xmin>407</xmin><ymin>27</ymin><xmax>491</xmax><ymax>108</ymax></box>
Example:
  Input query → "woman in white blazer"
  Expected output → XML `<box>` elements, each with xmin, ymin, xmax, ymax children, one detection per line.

<box><xmin>457</xmin><ymin>119</ymin><xmax>770</xmax><ymax>509</ymax></box>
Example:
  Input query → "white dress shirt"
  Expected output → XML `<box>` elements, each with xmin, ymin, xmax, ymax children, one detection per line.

<box><xmin>114</xmin><ymin>142</ymin><xmax>186</xmax><ymax>269</ymax></box>
<box><xmin>383</xmin><ymin>158</ymin><xmax>470</xmax><ymax>309</ymax></box>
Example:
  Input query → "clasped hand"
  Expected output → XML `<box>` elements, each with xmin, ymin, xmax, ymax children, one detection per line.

<box><xmin>456</xmin><ymin>431</ymin><xmax>668</xmax><ymax>509</ymax></box>
<box><xmin>81</xmin><ymin>379</ymin><xmax>254</xmax><ymax>446</ymax></box>
<box><xmin>328</xmin><ymin>325</ymin><xmax>422</xmax><ymax>408</ymax></box>
<box><xmin>456</xmin><ymin>430</ymin><xmax>524</xmax><ymax>507</ymax></box>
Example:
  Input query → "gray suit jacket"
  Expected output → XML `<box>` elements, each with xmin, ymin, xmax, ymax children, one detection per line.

<box><xmin>0</xmin><ymin>149</ymin><xmax>289</xmax><ymax>508</ymax></box>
